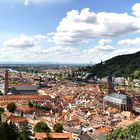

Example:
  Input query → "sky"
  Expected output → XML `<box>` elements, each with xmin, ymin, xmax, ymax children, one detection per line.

<box><xmin>1</xmin><ymin>0</ymin><xmax>140</xmax><ymax>64</ymax></box>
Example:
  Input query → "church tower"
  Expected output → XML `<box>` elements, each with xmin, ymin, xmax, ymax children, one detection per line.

<box><xmin>4</xmin><ymin>69</ymin><xmax>9</xmax><ymax>95</ymax></box>
<box><xmin>39</xmin><ymin>76</ymin><xmax>42</xmax><ymax>88</ymax></box>
<box><xmin>108</xmin><ymin>75</ymin><xmax>114</xmax><ymax>94</ymax></box>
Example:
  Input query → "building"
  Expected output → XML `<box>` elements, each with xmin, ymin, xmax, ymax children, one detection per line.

<box><xmin>4</xmin><ymin>70</ymin><xmax>9</xmax><ymax>95</ymax></box>
<box><xmin>107</xmin><ymin>75</ymin><xmax>115</xmax><ymax>94</ymax></box>
<box><xmin>0</xmin><ymin>95</ymin><xmax>50</xmax><ymax>105</ymax></box>
<box><xmin>103</xmin><ymin>75</ymin><xmax>133</xmax><ymax>111</ymax></box>
<box><xmin>103</xmin><ymin>92</ymin><xmax>132</xmax><ymax>111</ymax></box>
<box><xmin>8</xmin><ymin>85</ymin><xmax>38</xmax><ymax>95</ymax></box>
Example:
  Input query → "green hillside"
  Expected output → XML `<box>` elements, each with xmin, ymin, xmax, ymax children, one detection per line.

<box><xmin>84</xmin><ymin>51</ymin><xmax>140</xmax><ymax>78</ymax></box>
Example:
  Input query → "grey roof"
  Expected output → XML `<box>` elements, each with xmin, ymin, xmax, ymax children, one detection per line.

<box><xmin>93</xmin><ymin>131</ymin><xmax>106</xmax><ymax>140</ymax></box>
<box><xmin>10</xmin><ymin>85</ymin><xmax>38</xmax><ymax>91</ymax></box>
<box><xmin>103</xmin><ymin>93</ymin><xmax>130</xmax><ymax>105</ymax></box>
<box><xmin>77</xmin><ymin>111</ymin><xmax>85</xmax><ymax>117</ymax></box>
<box><xmin>79</xmin><ymin>133</ymin><xmax>95</xmax><ymax>140</ymax></box>
<box><xmin>63</xmin><ymin>125</ymin><xmax>82</xmax><ymax>134</ymax></box>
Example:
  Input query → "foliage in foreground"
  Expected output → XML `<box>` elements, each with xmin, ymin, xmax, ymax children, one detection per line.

<box><xmin>0</xmin><ymin>122</ymin><xmax>32</xmax><ymax>140</ymax></box>
<box><xmin>105</xmin><ymin>122</ymin><xmax>140</xmax><ymax>140</ymax></box>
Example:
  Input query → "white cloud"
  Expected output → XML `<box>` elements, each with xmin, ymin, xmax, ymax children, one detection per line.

<box><xmin>118</xmin><ymin>38</ymin><xmax>140</xmax><ymax>46</ymax></box>
<box><xmin>4</xmin><ymin>34</ymin><xmax>36</xmax><ymax>48</ymax></box>
<box><xmin>22</xmin><ymin>0</ymin><xmax>67</xmax><ymax>6</ymax></box>
<box><xmin>34</xmin><ymin>34</ymin><xmax>48</xmax><ymax>42</ymax></box>
<box><xmin>98</xmin><ymin>39</ymin><xmax>112</xmax><ymax>46</ymax></box>
<box><xmin>80</xmin><ymin>46</ymin><xmax>140</xmax><ymax>63</ymax></box>
<box><xmin>3</xmin><ymin>34</ymin><xmax>48</xmax><ymax>49</ymax></box>
<box><xmin>52</xmin><ymin>7</ymin><xmax>140</xmax><ymax>46</ymax></box>
<box><xmin>0</xmin><ymin>45</ymin><xmax>79</xmax><ymax>63</ymax></box>
<box><xmin>94</xmin><ymin>45</ymin><xmax>115</xmax><ymax>51</ymax></box>
<box><xmin>0</xmin><ymin>0</ymin><xmax>68</xmax><ymax>6</ymax></box>
<box><xmin>132</xmin><ymin>3</ymin><xmax>140</xmax><ymax>17</ymax></box>
<box><xmin>24</xmin><ymin>0</ymin><xmax>28</xmax><ymax>6</ymax></box>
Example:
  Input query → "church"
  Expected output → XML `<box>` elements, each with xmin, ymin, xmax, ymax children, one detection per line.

<box><xmin>103</xmin><ymin>75</ymin><xmax>133</xmax><ymax>111</ymax></box>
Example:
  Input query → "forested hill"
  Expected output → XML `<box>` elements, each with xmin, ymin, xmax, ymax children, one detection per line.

<box><xmin>84</xmin><ymin>51</ymin><xmax>140</xmax><ymax>78</ymax></box>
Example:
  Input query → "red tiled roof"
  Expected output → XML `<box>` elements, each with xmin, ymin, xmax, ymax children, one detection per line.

<box><xmin>96</xmin><ymin>127</ymin><xmax>110</xmax><ymax>133</ymax></box>
<box><xmin>0</xmin><ymin>95</ymin><xmax>50</xmax><ymax>104</ymax></box>
<box><xmin>35</xmin><ymin>133</ymin><xmax>72</xmax><ymax>140</ymax></box>
<box><xmin>16</xmin><ymin>105</ymin><xmax>36</xmax><ymax>112</ymax></box>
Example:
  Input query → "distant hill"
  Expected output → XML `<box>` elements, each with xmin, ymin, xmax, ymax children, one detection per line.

<box><xmin>83</xmin><ymin>51</ymin><xmax>140</xmax><ymax>78</ymax></box>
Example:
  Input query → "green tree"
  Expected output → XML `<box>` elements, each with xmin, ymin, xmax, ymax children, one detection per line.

<box><xmin>105</xmin><ymin>122</ymin><xmax>140</xmax><ymax>140</ymax></box>
<box><xmin>0</xmin><ymin>122</ymin><xmax>18</xmax><ymax>140</ymax></box>
<box><xmin>0</xmin><ymin>107</ymin><xmax>4</xmax><ymax>121</ymax></box>
<box><xmin>53</xmin><ymin>122</ymin><xmax>63</xmax><ymax>133</ymax></box>
<box><xmin>34</xmin><ymin>122</ymin><xmax>51</xmax><ymax>133</ymax></box>
<box><xmin>7</xmin><ymin>102</ymin><xmax>16</xmax><ymax>113</ymax></box>
<box><xmin>17</xmin><ymin>125</ymin><xmax>32</xmax><ymax>140</ymax></box>
<box><xmin>0</xmin><ymin>107</ymin><xmax>4</xmax><ymax>113</ymax></box>
<box><xmin>134</xmin><ymin>70</ymin><xmax>140</xmax><ymax>79</ymax></box>
<box><xmin>28</xmin><ymin>102</ymin><xmax>33</xmax><ymax>108</ymax></box>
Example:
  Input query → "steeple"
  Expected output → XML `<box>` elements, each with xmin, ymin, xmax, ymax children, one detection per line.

<box><xmin>4</xmin><ymin>69</ymin><xmax>9</xmax><ymax>95</ymax></box>
<box><xmin>19</xmin><ymin>72</ymin><xmax>22</xmax><ymax>79</ymax></box>
<box><xmin>108</xmin><ymin>74</ymin><xmax>114</xmax><ymax>94</ymax></box>
<box><xmin>39</xmin><ymin>76</ymin><xmax>42</xmax><ymax>88</ymax></box>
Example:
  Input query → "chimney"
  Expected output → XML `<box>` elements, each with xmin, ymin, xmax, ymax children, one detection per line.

<box><xmin>4</xmin><ymin>69</ymin><xmax>9</xmax><ymax>95</ymax></box>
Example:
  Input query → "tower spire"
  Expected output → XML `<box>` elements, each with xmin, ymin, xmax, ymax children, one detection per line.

<box><xmin>108</xmin><ymin>74</ymin><xmax>114</xmax><ymax>94</ymax></box>
<box><xmin>4</xmin><ymin>69</ymin><xmax>9</xmax><ymax>95</ymax></box>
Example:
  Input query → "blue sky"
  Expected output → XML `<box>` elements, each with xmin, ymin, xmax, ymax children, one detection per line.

<box><xmin>1</xmin><ymin>0</ymin><xmax>140</xmax><ymax>64</ymax></box>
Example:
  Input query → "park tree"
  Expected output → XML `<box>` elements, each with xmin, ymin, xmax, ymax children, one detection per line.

<box><xmin>34</xmin><ymin>122</ymin><xmax>51</xmax><ymax>133</ymax></box>
<box><xmin>7</xmin><ymin>102</ymin><xmax>16</xmax><ymax>113</ymax></box>
<box><xmin>28</xmin><ymin>102</ymin><xmax>33</xmax><ymax>108</ymax></box>
<box><xmin>53</xmin><ymin>122</ymin><xmax>63</xmax><ymax>133</ymax></box>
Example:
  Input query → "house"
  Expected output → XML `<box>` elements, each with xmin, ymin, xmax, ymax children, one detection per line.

<box><xmin>1</xmin><ymin>111</ymin><xmax>28</xmax><ymax>126</ymax></box>
<box><xmin>1</xmin><ymin>111</ymin><xmax>13</xmax><ymax>123</ymax></box>
<box><xmin>15</xmin><ymin>105</ymin><xmax>37</xmax><ymax>117</ymax></box>
<box><xmin>63</xmin><ymin>125</ymin><xmax>82</xmax><ymax>135</ymax></box>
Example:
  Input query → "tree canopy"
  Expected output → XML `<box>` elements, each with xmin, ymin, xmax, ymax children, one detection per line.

<box><xmin>53</xmin><ymin>122</ymin><xmax>63</xmax><ymax>133</ymax></box>
<box><xmin>7</xmin><ymin>102</ymin><xmax>16</xmax><ymax>113</ymax></box>
<box><xmin>28</xmin><ymin>102</ymin><xmax>33</xmax><ymax>108</ymax></box>
<box><xmin>79</xmin><ymin>51</ymin><xmax>140</xmax><ymax>78</ymax></box>
<box><xmin>17</xmin><ymin>125</ymin><xmax>32</xmax><ymax>140</ymax></box>
<box><xmin>34</xmin><ymin>122</ymin><xmax>51</xmax><ymax>133</ymax></box>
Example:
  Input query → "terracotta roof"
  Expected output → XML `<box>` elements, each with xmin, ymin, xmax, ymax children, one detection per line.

<box><xmin>9</xmin><ymin>117</ymin><xmax>28</xmax><ymax>124</ymax></box>
<box><xmin>0</xmin><ymin>95</ymin><xmax>50</xmax><ymax>104</ymax></box>
<box><xmin>117</xmin><ymin>120</ymin><xmax>133</xmax><ymax>127</ymax></box>
<box><xmin>35</xmin><ymin>133</ymin><xmax>72</xmax><ymax>140</ymax></box>
<box><xmin>96</xmin><ymin>127</ymin><xmax>110</xmax><ymax>133</ymax></box>
<box><xmin>16</xmin><ymin>105</ymin><xmax>36</xmax><ymax>112</ymax></box>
